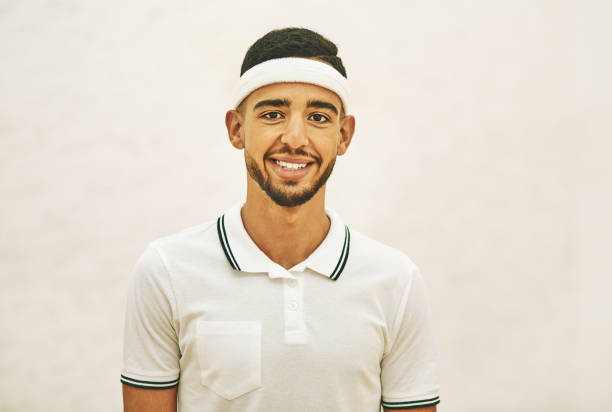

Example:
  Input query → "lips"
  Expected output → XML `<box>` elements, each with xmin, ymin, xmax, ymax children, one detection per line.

<box><xmin>267</xmin><ymin>158</ymin><xmax>314</xmax><ymax>180</ymax></box>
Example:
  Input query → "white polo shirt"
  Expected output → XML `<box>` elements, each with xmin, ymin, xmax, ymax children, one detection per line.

<box><xmin>121</xmin><ymin>203</ymin><xmax>440</xmax><ymax>411</ymax></box>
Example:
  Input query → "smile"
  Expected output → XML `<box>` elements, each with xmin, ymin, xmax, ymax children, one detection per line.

<box><xmin>275</xmin><ymin>160</ymin><xmax>308</xmax><ymax>170</ymax></box>
<box><xmin>267</xmin><ymin>158</ymin><xmax>314</xmax><ymax>180</ymax></box>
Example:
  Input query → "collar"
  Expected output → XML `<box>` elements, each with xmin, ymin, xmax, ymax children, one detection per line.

<box><xmin>216</xmin><ymin>203</ymin><xmax>350</xmax><ymax>281</ymax></box>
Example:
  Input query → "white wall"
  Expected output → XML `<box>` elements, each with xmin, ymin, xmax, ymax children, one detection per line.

<box><xmin>1</xmin><ymin>1</ymin><xmax>610</xmax><ymax>411</ymax></box>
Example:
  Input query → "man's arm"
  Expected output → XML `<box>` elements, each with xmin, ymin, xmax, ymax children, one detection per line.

<box><xmin>380</xmin><ymin>265</ymin><xmax>440</xmax><ymax>412</ymax></box>
<box><xmin>122</xmin><ymin>384</ymin><xmax>177</xmax><ymax>412</ymax></box>
<box><xmin>383</xmin><ymin>406</ymin><xmax>436</xmax><ymax>412</ymax></box>
<box><xmin>121</xmin><ymin>248</ymin><xmax>181</xmax><ymax>411</ymax></box>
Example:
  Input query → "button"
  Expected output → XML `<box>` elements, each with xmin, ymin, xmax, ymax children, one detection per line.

<box><xmin>287</xmin><ymin>279</ymin><xmax>298</xmax><ymax>288</ymax></box>
<box><xmin>287</xmin><ymin>301</ymin><xmax>298</xmax><ymax>311</ymax></box>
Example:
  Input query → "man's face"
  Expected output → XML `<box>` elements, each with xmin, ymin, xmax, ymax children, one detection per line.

<box><xmin>231</xmin><ymin>82</ymin><xmax>353</xmax><ymax>207</ymax></box>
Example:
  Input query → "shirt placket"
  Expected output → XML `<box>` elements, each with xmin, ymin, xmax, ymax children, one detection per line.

<box><xmin>283</xmin><ymin>275</ymin><xmax>308</xmax><ymax>344</ymax></box>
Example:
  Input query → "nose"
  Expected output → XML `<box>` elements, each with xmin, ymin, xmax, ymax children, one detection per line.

<box><xmin>280</xmin><ymin>116</ymin><xmax>308</xmax><ymax>148</ymax></box>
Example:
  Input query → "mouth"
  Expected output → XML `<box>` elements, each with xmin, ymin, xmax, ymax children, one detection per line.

<box><xmin>267</xmin><ymin>157</ymin><xmax>315</xmax><ymax>180</ymax></box>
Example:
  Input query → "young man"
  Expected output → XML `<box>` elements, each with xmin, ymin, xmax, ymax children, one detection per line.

<box><xmin>121</xmin><ymin>28</ymin><xmax>440</xmax><ymax>412</ymax></box>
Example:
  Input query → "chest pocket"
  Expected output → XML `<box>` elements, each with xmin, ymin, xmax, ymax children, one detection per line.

<box><xmin>196</xmin><ymin>320</ymin><xmax>262</xmax><ymax>400</ymax></box>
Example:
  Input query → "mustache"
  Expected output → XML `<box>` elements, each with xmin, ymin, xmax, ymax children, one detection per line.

<box><xmin>264</xmin><ymin>146</ymin><xmax>321</xmax><ymax>164</ymax></box>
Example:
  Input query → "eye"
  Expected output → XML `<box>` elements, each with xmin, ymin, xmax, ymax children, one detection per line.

<box><xmin>308</xmin><ymin>113</ymin><xmax>329</xmax><ymax>123</ymax></box>
<box><xmin>262</xmin><ymin>111</ymin><xmax>283</xmax><ymax>120</ymax></box>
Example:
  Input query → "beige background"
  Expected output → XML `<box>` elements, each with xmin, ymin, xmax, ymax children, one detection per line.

<box><xmin>1</xmin><ymin>1</ymin><xmax>611</xmax><ymax>411</ymax></box>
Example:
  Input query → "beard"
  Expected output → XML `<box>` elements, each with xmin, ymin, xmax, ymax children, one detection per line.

<box><xmin>244</xmin><ymin>149</ymin><xmax>336</xmax><ymax>207</ymax></box>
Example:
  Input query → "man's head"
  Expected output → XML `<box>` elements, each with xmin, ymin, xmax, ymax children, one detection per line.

<box><xmin>226</xmin><ymin>28</ymin><xmax>355</xmax><ymax>208</ymax></box>
<box><xmin>240</xmin><ymin>27</ymin><xmax>347</xmax><ymax>86</ymax></box>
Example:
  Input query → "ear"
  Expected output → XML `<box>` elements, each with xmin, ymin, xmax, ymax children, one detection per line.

<box><xmin>225</xmin><ymin>109</ymin><xmax>245</xmax><ymax>150</ymax></box>
<box><xmin>336</xmin><ymin>115</ymin><xmax>355</xmax><ymax>156</ymax></box>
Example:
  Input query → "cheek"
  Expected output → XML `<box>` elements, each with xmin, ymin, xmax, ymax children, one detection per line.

<box><xmin>244</xmin><ymin>127</ymin><xmax>276</xmax><ymax>153</ymax></box>
<box><xmin>309</xmin><ymin>128</ymin><xmax>338</xmax><ymax>148</ymax></box>
<box><xmin>243</xmin><ymin>131</ymin><xmax>262</xmax><ymax>154</ymax></box>
<box><xmin>320</xmin><ymin>133</ymin><xmax>341</xmax><ymax>156</ymax></box>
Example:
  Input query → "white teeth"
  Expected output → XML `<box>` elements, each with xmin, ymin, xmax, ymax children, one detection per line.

<box><xmin>275</xmin><ymin>160</ymin><xmax>307</xmax><ymax>170</ymax></box>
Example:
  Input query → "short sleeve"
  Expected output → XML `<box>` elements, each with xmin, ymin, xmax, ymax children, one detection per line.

<box><xmin>120</xmin><ymin>247</ymin><xmax>181</xmax><ymax>389</ymax></box>
<box><xmin>380</xmin><ymin>265</ymin><xmax>440</xmax><ymax>409</ymax></box>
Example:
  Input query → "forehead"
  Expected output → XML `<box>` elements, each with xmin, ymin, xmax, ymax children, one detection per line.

<box><xmin>243</xmin><ymin>82</ymin><xmax>342</xmax><ymax>111</ymax></box>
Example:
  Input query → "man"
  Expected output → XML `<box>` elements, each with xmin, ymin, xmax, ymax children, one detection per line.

<box><xmin>121</xmin><ymin>27</ymin><xmax>440</xmax><ymax>412</ymax></box>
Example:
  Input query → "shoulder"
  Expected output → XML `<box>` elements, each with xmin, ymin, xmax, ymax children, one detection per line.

<box><xmin>147</xmin><ymin>219</ymin><xmax>219</xmax><ymax>258</ymax></box>
<box><xmin>347</xmin><ymin>228</ymin><xmax>420</xmax><ymax>286</ymax></box>
<box><xmin>133</xmin><ymin>219</ymin><xmax>221</xmax><ymax>278</ymax></box>
<box><xmin>342</xmin><ymin>228</ymin><xmax>420</xmax><ymax>301</ymax></box>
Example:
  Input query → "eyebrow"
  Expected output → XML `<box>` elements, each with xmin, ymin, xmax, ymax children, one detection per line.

<box><xmin>252</xmin><ymin>98</ymin><xmax>339</xmax><ymax>116</ymax></box>
<box><xmin>253</xmin><ymin>99</ymin><xmax>290</xmax><ymax>111</ymax></box>
<box><xmin>307</xmin><ymin>100</ymin><xmax>338</xmax><ymax>115</ymax></box>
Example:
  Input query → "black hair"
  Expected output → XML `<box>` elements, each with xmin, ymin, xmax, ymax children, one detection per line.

<box><xmin>240</xmin><ymin>27</ymin><xmax>347</xmax><ymax>78</ymax></box>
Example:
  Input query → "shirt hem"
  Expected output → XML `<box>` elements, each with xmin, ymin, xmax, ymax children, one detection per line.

<box><xmin>381</xmin><ymin>395</ymin><xmax>440</xmax><ymax>409</ymax></box>
<box><xmin>120</xmin><ymin>373</ymin><xmax>180</xmax><ymax>389</ymax></box>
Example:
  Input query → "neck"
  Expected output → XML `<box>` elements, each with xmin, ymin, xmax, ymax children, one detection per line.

<box><xmin>241</xmin><ymin>180</ymin><xmax>330</xmax><ymax>270</ymax></box>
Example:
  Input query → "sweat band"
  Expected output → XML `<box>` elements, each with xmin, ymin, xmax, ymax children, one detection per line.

<box><xmin>233</xmin><ymin>57</ymin><xmax>350</xmax><ymax>112</ymax></box>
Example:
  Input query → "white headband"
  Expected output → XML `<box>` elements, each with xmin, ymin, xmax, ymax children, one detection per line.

<box><xmin>233</xmin><ymin>57</ymin><xmax>350</xmax><ymax>112</ymax></box>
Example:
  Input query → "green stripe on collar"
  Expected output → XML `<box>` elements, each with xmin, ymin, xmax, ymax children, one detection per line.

<box><xmin>330</xmin><ymin>225</ymin><xmax>350</xmax><ymax>281</ymax></box>
<box><xmin>217</xmin><ymin>215</ymin><xmax>240</xmax><ymax>271</ymax></box>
